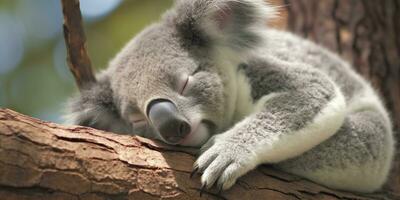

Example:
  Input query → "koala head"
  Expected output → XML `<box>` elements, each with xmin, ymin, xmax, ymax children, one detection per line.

<box><xmin>65</xmin><ymin>0</ymin><xmax>274</xmax><ymax>147</ymax></box>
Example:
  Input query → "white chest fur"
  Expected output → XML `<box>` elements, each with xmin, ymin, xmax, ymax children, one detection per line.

<box><xmin>216</xmin><ymin>56</ymin><xmax>264</xmax><ymax>128</ymax></box>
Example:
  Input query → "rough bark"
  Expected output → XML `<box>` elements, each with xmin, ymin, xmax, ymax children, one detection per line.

<box><xmin>282</xmin><ymin>0</ymin><xmax>400</xmax><ymax>195</ymax></box>
<box><xmin>61</xmin><ymin>0</ymin><xmax>97</xmax><ymax>91</ymax></box>
<box><xmin>1</xmin><ymin>109</ymin><xmax>396</xmax><ymax>200</ymax></box>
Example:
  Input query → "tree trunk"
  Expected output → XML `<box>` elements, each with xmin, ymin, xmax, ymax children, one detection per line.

<box><xmin>0</xmin><ymin>109</ymin><xmax>395</xmax><ymax>200</ymax></box>
<box><xmin>283</xmin><ymin>0</ymin><xmax>400</xmax><ymax>195</ymax></box>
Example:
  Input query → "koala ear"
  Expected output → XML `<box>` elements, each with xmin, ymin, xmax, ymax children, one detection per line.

<box><xmin>64</xmin><ymin>74</ymin><xmax>130</xmax><ymax>134</ymax></box>
<box><xmin>168</xmin><ymin>0</ymin><xmax>276</xmax><ymax>54</ymax></box>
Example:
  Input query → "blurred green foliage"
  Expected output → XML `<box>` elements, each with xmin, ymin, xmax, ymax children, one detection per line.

<box><xmin>0</xmin><ymin>0</ymin><xmax>173</xmax><ymax>123</ymax></box>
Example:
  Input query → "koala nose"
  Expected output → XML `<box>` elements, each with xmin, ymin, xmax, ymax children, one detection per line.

<box><xmin>147</xmin><ymin>100</ymin><xmax>191</xmax><ymax>144</ymax></box>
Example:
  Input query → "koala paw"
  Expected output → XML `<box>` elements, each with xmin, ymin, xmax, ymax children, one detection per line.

<box><xmin>191</xmin><ymin>135</ymin><xmax>258</xmax><ymax>192</ymax></box>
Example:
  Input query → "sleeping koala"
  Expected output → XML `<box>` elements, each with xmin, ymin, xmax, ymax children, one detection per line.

<box><xmin>66</xmin><ymin>0</ymin><xmax>395</xmax><ymax>193</ymax></box>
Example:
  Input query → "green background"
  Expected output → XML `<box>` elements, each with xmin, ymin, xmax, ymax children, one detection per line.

<box><xmin>0</xmin><ymin>0</ymin><xmax>173</xmax><ymax>123</ymax></box>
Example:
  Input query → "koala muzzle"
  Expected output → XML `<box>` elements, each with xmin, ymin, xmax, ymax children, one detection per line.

<box><xmin>147</xmin><ymin>100</ymin><xmax>191</xmax><ymax>144</ymax></box>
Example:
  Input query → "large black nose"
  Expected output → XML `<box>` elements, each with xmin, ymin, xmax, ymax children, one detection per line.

<box><xmin>147</xmin><ymin>100</ymin><xmax>191</xmax><ymax>144</ymax></box>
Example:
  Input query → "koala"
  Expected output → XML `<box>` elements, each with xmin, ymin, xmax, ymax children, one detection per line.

<box><xmin>65</xmin><ymin>0</ymin><xmax>395</xmax><ymax>193</ymax></box>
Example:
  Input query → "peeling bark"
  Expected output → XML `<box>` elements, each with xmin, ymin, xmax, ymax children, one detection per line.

<box><xmin>0</xmin><ymin>109</ymin><xmax>396</xmax><ymax>199</ymax></box>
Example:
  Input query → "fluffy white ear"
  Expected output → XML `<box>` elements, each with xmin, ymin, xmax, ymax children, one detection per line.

<box><xmin>201</xmin><ymin>0</ymin><xmax>275</xmax><ymax>44</ymax></box>
<box><xmin>167</xmin><ymin>0</ymin><xmax>276</xmax><ymax>54</ymax></box>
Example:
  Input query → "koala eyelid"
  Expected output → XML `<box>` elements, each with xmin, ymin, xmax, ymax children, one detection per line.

<box><xmin>133</xmin><ymin>119</ymin><xmax>145</xmax><ymax>123</ymax></box>
<box><xmin>180</xmin><ymin>76</ymin><xmax>189</xmax><ymax>94</ymax></box>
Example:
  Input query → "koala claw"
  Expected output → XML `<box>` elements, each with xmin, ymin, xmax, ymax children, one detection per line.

<box><xmin>199</xmin><ymin>184</ymin><xmax>206</xmax><ymax>197</ymax></box>
<box><xmin>190</xmin><ymin>166</ymin><xmax>199</xmax><ymax>178</ymax></box>
<box><xmin>193</xmin><ymin>136</ymin><xmax>257</xmax><ymax>191</ymax></box>
<box><xmin>217</xmin><ymin>184</ymin><xmax>223</xmax><ymax>194</ymax></box>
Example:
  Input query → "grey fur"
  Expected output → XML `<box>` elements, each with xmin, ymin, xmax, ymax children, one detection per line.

<box><xmin>65</xmin><ymin>0</ymin><xmax>394</xmax><ymax>193</ymax></box>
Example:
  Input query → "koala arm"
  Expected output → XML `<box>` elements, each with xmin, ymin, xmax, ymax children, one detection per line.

<box><xmin>195</xmin><ymin>57</ymin><xmax>346</xmax><ymax>190</ymax></box>
<box><xmin>229</xmin><ymin>89</ymin><xmax>345</xmax><ymax>163</ymax></box>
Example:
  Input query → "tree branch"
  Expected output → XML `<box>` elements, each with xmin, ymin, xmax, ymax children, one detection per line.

<box><xmin>61</xmin><ymin>0</ymin><xmax>96</xmax><ymax>91</ymax></box>
<box><xmin>0</xmin><ymin>109</ymin><xmax>395</xmax><ymax>200</ymax></box>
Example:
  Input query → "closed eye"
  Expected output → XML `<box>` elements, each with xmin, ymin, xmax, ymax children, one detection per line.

<box><xmin>180</xmin><ymin>76</ymin><xmax>189</xmax><ymax>94</ymax></box>
<box><xmin>133</xmin><ymin>119</ymin><xmax>145</xmax><ymax>123</ymax></box>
